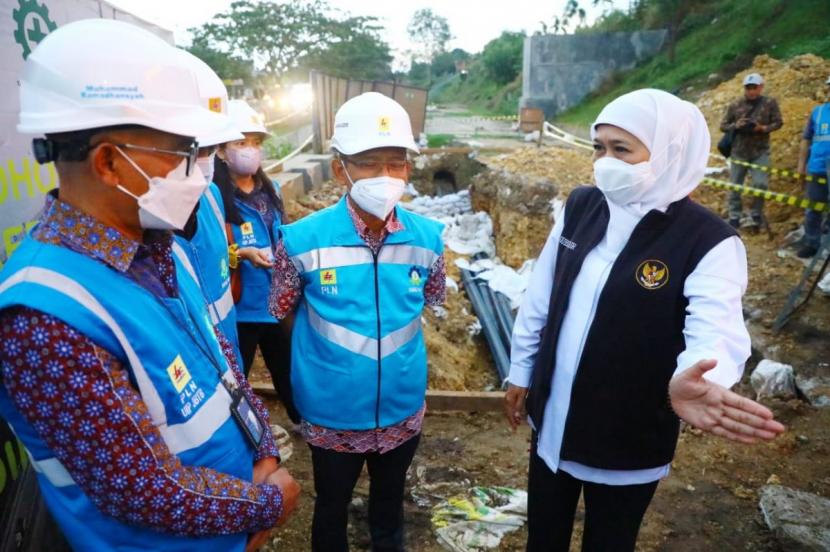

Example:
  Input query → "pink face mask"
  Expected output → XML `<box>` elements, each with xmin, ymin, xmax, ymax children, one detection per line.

<box><xmin>224</xmin><ymin>146</ymin><xmax>262</xmax><ymax>176</ymax></box>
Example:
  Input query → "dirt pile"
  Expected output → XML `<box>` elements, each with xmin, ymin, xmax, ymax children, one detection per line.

<box><xmin>485</xmin><ymin>145</ymin><xmax>594</xmax><ymax>197</ymax></box>
<box><xmin>468</xmin><ymin>167</ymin><xmax>558</xmax><ymax>268</ymax></box>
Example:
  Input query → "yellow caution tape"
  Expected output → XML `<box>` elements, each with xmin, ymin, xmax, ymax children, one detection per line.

<box><xmin>726</xmin><ymin>158</ymin><xmax>827</xmax><ymax>185</ymax></box>
<box><xmin>702</xmin><ymin>177</ymin><xmax>828</xmax><ymax>213</ymax></box>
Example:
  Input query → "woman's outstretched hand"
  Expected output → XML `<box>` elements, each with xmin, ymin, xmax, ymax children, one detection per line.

<box><xmin>669</xmin><ymin>359</ymin><xmax>786</xmax><ymax>444</ymax></box>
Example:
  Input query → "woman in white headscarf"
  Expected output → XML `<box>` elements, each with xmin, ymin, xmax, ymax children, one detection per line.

<box><xmin>504</xmin><ymin>89</ymin><xmax>784</xmax><ymax>551</ymax></box>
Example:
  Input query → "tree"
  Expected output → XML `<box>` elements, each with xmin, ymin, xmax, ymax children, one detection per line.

<box><xmin>481</xmin><ymin>32</ymin><xmax>525</xmax><ymax>85</ymax></box>
<box><xmin>407</xmin><ymin>8</ymin><xmax>452</xmax><ymax>85</ymax></box>
<box><xmin>296</xmin><ymin>16</ymin><xmax>393</xmax><ymax>81</ymax></box>
<box><xmin>190</xmin><ymin>0</ymin><xmax>331</xmax><ymax>82</ymax></box>
<box><xmin>185</xmin><ymin>37</ymin><xmax>252</xmax><ymax>82</ymax></box>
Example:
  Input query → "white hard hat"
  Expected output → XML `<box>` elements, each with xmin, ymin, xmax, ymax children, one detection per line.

<box><xmin>330</xmin><ymin>92</ymin><xmax>419</xmax><ymax>155</ymax></box>
<box><xmin>17</xmin><ymin>18</ymin><xmax>228</xmax><ymax>140</ymax></box>
<box><xmin>171</xmin><ymin>48</ymin><xmax>244</xmax><ymax>147</ymax></box>
<box><xmin>227</xmin><ymin>99</ymin><xmax>270</xmax><ymax>136</ymax></box>
<box><xmin>743</xmin><ymin>73</ymin><xmax>764</xmax><ymax>86</ymax></box>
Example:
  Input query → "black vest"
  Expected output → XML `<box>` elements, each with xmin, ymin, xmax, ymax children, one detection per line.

<box><xmin>527</xmin><ymin>186</ymin><xmax>737</xmax><ymax>469</ymax></box>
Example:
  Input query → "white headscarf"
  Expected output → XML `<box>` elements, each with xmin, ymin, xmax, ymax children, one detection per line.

<box><xmin>590</xmin><ymin>88</ymin><xmax>710</xmax><ymax>215</ymax></box>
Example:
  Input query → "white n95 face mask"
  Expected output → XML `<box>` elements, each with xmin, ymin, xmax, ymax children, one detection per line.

<box><xmin>593</xmin><ymin>156</ymin><xmax>656</xmax><ymax>205</ymax></box>
<box><xmin>115</xmin><ymin>146</ymin><xmax>208</xmax><ymax>230</ymax></box>
<box><xmin>196</xmin><ymin>152</ymin><xmax>216</xmax><ymax>185</ymax></box>
<box><xmin>342</xmin><ymin>161</ymin><xmax>405</xmax><ymax>219</ymax></box>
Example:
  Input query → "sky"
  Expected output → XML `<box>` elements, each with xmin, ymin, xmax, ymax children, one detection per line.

<box><xmin>108</xmin><ymin>0</ymin><xmax>629</xmax><ymax>70</ymax></box>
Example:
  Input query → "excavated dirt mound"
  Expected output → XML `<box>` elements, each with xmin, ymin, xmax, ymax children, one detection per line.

<box><xmin>468</xmin><ymin>167</ymin><xmax>558</xmax><ymax>268</ymax></box>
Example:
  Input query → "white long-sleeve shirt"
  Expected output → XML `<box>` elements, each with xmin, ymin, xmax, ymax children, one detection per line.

<box><xmin>508</xmin><ymin>200</ymin><xmax>751</xmax><ymax>485</ymax></box>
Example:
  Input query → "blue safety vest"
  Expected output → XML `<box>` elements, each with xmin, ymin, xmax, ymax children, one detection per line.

<box><xmin>280</xmin><ymin>196</ymin><xmax>444</xmax><ymax>429</ymax></box>
<box><xmin>230</xmin><ymin>183</ymin><xmax>282</xmax><ymax>324</ymax></box>
<box><xmin>174</xmin><ymin>183</ymin><xmax>240</xmax><ymax>357</ymax></box>
<box><xmin>0</xmin><ymin>237</ymin><xmax>254</xmax><ymax>552</ymax></box>
<box><xmin>808</xmin><ymin>103</ymin><xmax>830</xmax><ymax>175</ymax></box>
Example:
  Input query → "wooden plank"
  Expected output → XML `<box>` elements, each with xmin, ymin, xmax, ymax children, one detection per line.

<box><xmin>250</xmin><ymin>383</ymin><xmax>504</xmax><ymax>413</ymax></box>
<box><xmin>425</xmin><ymin>390</ymin><xmax>505</xmax><ymax>412</ymax></box>
<box><xmin>416</xmin><ymin>147</ymin><xmax>516</xmax><ymax>155</ymax></box>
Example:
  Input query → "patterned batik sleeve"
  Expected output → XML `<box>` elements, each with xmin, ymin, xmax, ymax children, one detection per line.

<box><xmin>268</xmin><ymin>241</ymin><xmax>303</xmax><ymax>321</ymax></box>
<box><xmin>214</xmin><ymin>327</ymin><xmax>279</xmax><ymax>462</ymax></box>
<box><xmin>0</xmin><ymin>307</ymin><xmax>283</xmax><ymax>536</ymax></box>
<box><xmin>424</xmin><ymin>253</ymin><xmax>447</xmax><ymax>307</ymax></box>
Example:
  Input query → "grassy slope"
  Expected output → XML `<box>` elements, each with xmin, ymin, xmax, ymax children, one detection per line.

<box><xmin>429</xmin><ymin>70</ymin><xmax>522</xmax><ymax>116</ymax></box>
<box><xmin>557</xmin><ymin>0</ymin><xmax>830</xmax><ymax>126</ymax></box>
<box><xmin>430</xmin><ymin>0</ymin><xmax>829</xmax><ymax>124</ymax></box>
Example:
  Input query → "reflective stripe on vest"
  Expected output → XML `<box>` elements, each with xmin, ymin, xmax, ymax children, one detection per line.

<box><xmin>306</xmin><ymin>302</ymin><xmax>421</xmax><ymax>360</ymax></box>
<box><xmin>291</xmin><ymin>244</ymin><xmax>439</xmax><ymax>273</ymax></box>
<box><xmin>30</xmin><ymin>455</ymin><xmax>76</xmax><ymax>488</ymax></box>
<box><xmin>0</xmin><ymin>266</ymin><xmax>233</xmax><ymax>456</ymax></box>
<box><xmin>171</xmin><ymin>241</ymin><xmax>235</xmax><ymax>327</ymax></box>
<box><xmin>205</xmin><ymin>187</ymin><xmax>226</xmax><ymax>227</ymax></box>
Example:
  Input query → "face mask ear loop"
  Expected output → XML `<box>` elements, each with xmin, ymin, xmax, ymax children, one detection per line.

<box><xmin>114</xmin><ymin>145</ymin><xmax>152</xmax><ymax>181</ymax></box>
<box><xmin>340</xmin><ymin>159</ymin><xmax>356</xmax><ymax>186</ymax></box>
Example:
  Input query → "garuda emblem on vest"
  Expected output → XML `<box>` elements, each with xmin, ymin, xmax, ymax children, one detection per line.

<box><xmin>636</xmin><ymin>260</ymin><xmax>669</xmax><ymax>290</ymax></box>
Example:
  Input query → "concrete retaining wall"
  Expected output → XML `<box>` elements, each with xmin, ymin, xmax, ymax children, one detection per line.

<box><xmin>520</xmin><ymin>30</ymin><xmax>667</xmax><ymax>118</ymax></box>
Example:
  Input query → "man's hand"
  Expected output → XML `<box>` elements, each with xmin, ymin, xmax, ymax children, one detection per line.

<box><xmin>736</xmin><ymin>116</ymin><xmax>750</xmax><ymax>129</ymax></box>
<box><xmin>253</xmin><ymin>457</ymin><xmax>279</xmax><ymax>485</ymax></box>
<box><xmin>239</xmin><ymin>247</ymin><xmax>273</xmax><ymax>268</ymax></box>
<box><xmin>754</xmin><ymin>123</ymin><xmax>767</xmax><ymax>133</ymax></box>
<box><xmin>504</xmin><ymin>384</ymin><xmax>528</xmax><ymax>432</ymax></box>
<box><xmin>267</xmin><ymin>467</ymin><xmax>301</xmax><ymax>526</ymax></box>
<box><xmin>669</xmin><ymin>359</ymin><xmax>786</xmax><ymax>444</ymax></box>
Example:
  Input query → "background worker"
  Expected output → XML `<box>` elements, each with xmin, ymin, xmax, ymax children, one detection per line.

<box><xmin>171</xmin><ymin>48</ymin><xmax>245</xmax><ymax>362</ymax></box>
<box><xmin>214</xmin><ymin>99</ymin><xmax>299</xmax><ymax>423</ymax></box>
<box><xmin>795</xmin><ymin>75</ymin><xmax>830</xmax><ymax>258</ymax></box>
<box><xmin>269</xmin><ymin>92</ymin><xmax>446</xmax><ymax>552</ymax></box>
<box><xmin>720</xmin><ymin>73</ymin><xmax>783</xmax><ymax>231</ymax></box>
<box><xmin>0</xmin><ymin>19</ymin><xmax>298</xmax><ymax>552</ymax></box>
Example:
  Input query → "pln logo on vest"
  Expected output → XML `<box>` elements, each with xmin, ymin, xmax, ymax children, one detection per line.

<box><xmin>166</xmin><ymin>355</ymin><xmax>192</xmax><ymax>393</ymax></box>
<box><xmin>320</xmin><ymin>268</ymin><xmax>338</xmax><ymax>296</ymax></box>
<box><xmin>636</xmin><ymin>260</ymin><xmax>669</xmax><ymax>290</ymax></box>
<box><xmin>240</xmin><ymin>222</ymin><xmax>257</xmax><ymax>246</ymax></box>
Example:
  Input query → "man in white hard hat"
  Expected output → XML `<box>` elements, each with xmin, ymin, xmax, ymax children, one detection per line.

<box><xmin>269</xmin><ymin>91</ymin><xmax>446</xmax><ymax>551</ymax></box>
<box><xmin>794</xmin><ymin>75</ymin><xmax>830</xmax><ymax>257</ymax></box>
<box><xmin>0</xmin><ymin>19</ymin><xmax>298</xmax><ymax>552</ymax></box>
<box><xmin>719</xmin><ymin>72</ymin><xmax>783</xmax><ymax>230</ymax></box>
<box><xmin>170</xmin><ymin>48</ymin><xmax>246</xmax><ymax>362</ymax></box>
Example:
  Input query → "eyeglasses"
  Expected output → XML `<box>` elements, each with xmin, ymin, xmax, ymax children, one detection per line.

<box><xmin>112</xmin><ymin>141</ymin><xmax>200</xmax><ymax>176</ymax></box>
<box><xmin>343</xmin><ymin>156</ymin><xmax>408</xmax><ymax>174</ymax></box>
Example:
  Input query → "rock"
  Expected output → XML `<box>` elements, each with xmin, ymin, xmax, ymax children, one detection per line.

<box><xmin>750</xmin><ymin>359</ymin><xmax>797</xmax><ymax>399</ymax></box>
<box><xmin>795</xmin><ymin>375</ymin><xmax>830</xmax><ymax>407</ymax></box>
<box><xmin>759</xmin><ymin>485</ymin><xmax>830</xmax><ymax>551</ymax></box>
<box><xmin>707</xmin><ymin>73</ymin><xmax>720</xmax><ymax>82</ymax></box>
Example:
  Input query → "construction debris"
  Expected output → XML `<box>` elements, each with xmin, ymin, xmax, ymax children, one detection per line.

<box><xmin>750</xmin><ymin>359</ymin><xmax>797</xmax><ymax>400</ymax></box>
<box><xmin>432</xmin><ymin>487</ymin><xmax>528</xmax><ymax>552</ymax></box>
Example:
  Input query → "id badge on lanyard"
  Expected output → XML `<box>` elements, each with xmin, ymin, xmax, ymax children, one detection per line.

<box><xmin>230</xmin><ymin>389</ymin><xmax>265</xmax><ymax>449</ymax></box>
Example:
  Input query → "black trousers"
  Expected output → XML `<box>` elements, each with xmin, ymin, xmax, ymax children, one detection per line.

<box><xmin>308</xmin><ymin>434</ymin><xmax>421</xmax><ymax>552</ymax></box>
<box><xmin>236</xmin><ymin>321</ymin><xmax>299</xmax><ymax>423</ymax></box>
<box><xmin>527</xmin><ymin>441</ymin><xmax>658</xmax><ymax>552</ymax></box>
